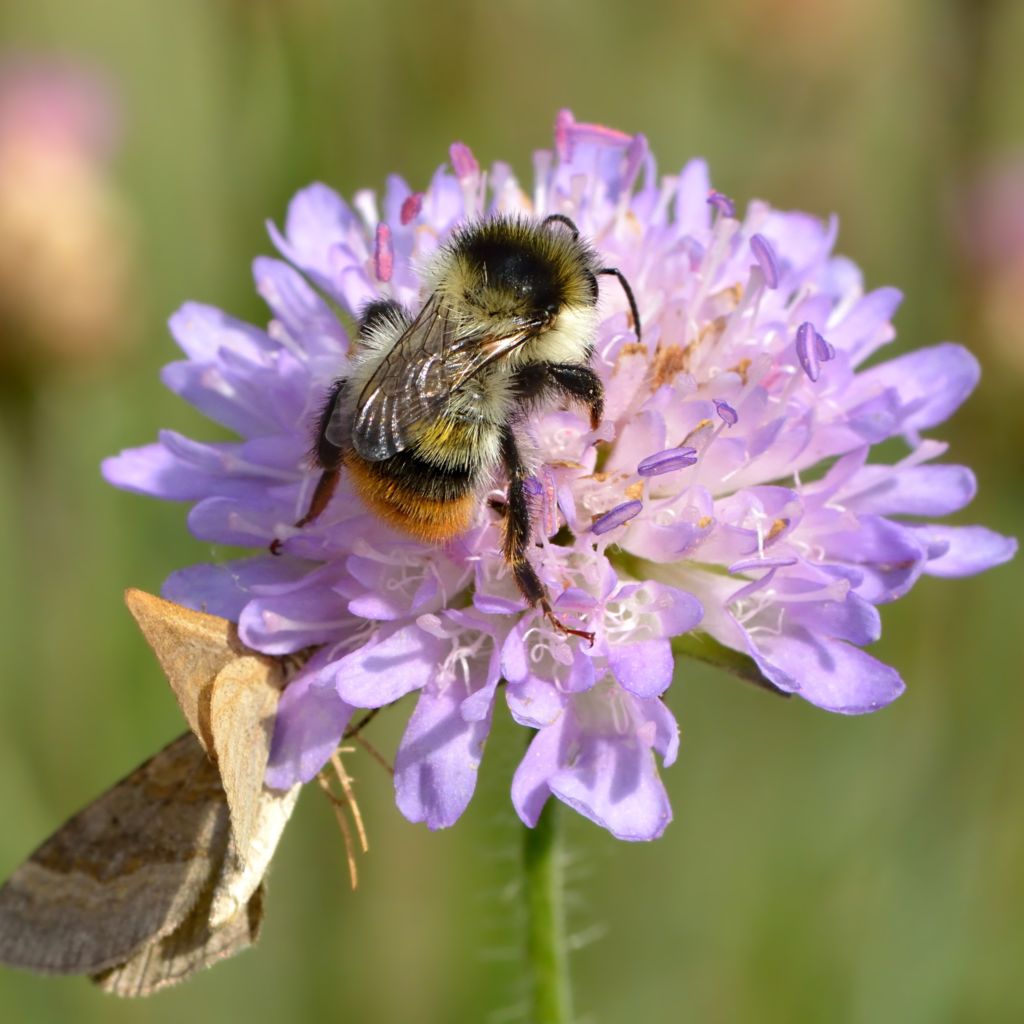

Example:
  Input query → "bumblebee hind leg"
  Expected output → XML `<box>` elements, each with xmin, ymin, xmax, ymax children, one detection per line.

<box><xmin>499</xmin><ymin>426</ymin><xmax>594</xmax><ymax>645</ymax></box>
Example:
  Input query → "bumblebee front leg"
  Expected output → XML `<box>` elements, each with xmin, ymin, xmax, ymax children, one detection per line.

<box><xmin>270</xmin><ymin>379</ymin><xmax>347</xmax><ymax>554</ymax></box>
<box><xmin>541</xmin><ymin>363</ymin><xmax>605</xmax><ymax>430</ymax></box>
<box><xmin>499</xmin><ymin>426</ymin><xmax>594</xmax><ymax>644</ymax></box>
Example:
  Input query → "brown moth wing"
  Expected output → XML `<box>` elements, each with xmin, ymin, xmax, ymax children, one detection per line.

<box><xmin>92</xmin><ymin>883</ymin><xmax>264</xmax><ymax>997</ymax></box>
<box><xmin>91</xmin><ymin>781</ymin><xmax>299</xmax><ymax>996</ymax></box>
<box><xmin>208</xmin><ymin>656</ymin><xmax>284</xmax><ymax>859</ymax></box>
<box><xmin>0</xmin><ymin>732</ymin><xmax>230</xmax><ymax>975</ymax></box>
<box><xmin>124</xmin><ymin>589</ymin><xmax>252</xmax><ymax>755</ymax></box>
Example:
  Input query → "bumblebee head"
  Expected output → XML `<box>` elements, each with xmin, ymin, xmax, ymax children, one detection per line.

<box><xmin>429</xmin><ymin>215</ymin><xmax>601</xmax><ymax>340</ymax></box>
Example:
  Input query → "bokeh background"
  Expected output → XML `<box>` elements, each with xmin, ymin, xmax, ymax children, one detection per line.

<box><xmin>0</xmin><ymin>1</ymin><xmax>1021</xmax><ymax>1021</ymax></box>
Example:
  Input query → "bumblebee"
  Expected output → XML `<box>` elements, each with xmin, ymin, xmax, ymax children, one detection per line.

<box><xmin>282</xmin><ymin>213</ymin><xmax>640</xmax><ymax>641</ymax></box>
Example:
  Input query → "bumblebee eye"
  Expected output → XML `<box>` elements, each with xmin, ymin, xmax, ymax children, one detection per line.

<box><xmin>584</xmin><ymin>271</ymin><xmax>599</xmax><ymax>301</ymax></box>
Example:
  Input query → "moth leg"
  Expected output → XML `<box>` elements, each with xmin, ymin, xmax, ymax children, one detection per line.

<box><xmin>270</xmin><ymin>379</ymin><xmax>347</xmax><ymax>555</ymax></box>
<box><xmin>499</xmin><ymin>426</ymin><xmax>594</xmax><ymax>645</ymax></box>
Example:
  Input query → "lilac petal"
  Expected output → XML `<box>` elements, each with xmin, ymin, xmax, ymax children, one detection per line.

<box><xmin>511</xmin><ymin>716</ymin><xmax>564</xmax><ymax>827</ymax></box>
<box><xmin>592</xmin><ymin>500</ymin><xmax>643</xmax><ymax>535</ymax></box>
<box><xmin>845</xmin><ymin>464</ymin><xmax>977</xmax><ymax>517</ymax></box>
<box><xmin>674</xmin><ymin>159</ymin><xmax>712</xmax><ymax>235</ymax></box>
<box><xmin>646</xmin><ymin>582</ymin><xmax>704</xmax><ymax>637</ymax></box>
<box><xmin>102</xmin><ymin>441</ymin><xmax>271</xmax><ymax>502</ymax></box>
<box><xmin>253</xmin><ymin>256</ymin><xmax>347</xmax><ymax>358</ymax></box>
<box><xmin>840</xmin><ymin>389</ymin><xmax>902</xmax><ymax>444</ymax></box>
<box><xmin>335</xmin><ymin>624</ymin><xmax>442</xmax><ymax>707</ymax></box>
<box><xmin>168</xmin><ymin>302</ymin><xmax>273</xmax><ymax>362</ymax></box>
<box><xmin>460</xmin><ymin>661</ymin><xmax>502</xmax><ymax>723</ymax></box>
<box><xmin>749</xmin><ymin>233</ymin><xmax>780</xmax><ymax>289</ymax></box>
<box><xmin>506</xmin><ymin>676</ymin><xmax>566</xmax><ymax>729</ymax></box>
<box><xmin>239</xmin><ymin>573</ymin><xmax>353</xmax><ymax>654</ymax></box>
<box><xmin>548</xmin><ymin>730</ymin><xmax>673</xmax><ymax>842</ymax></box>
<box><xmin>749</xmin><ymin>628</ymin><xmax>905</xmax><ymax>714</ymax></box>
<box><xmin>821</xmin><ymin>515</ymin><xmax>927</xmax><ymax>603</ymax></box>
<box><xmin>914</xmin><ymin>525</ymin><xmax>1018</xmax><ymax>577</ymax></box>
<box><xmin>162</xmin><ymin>557</ymin><xmax>305</xmax><ymax>621</ymax></box>
<box><xmin>394</xmin><ymin>686</ymin><xmax>492</xmax><ymax>830</ymax></box>
<box><xmin>161</xmin><ymin>360</ymin><xmax>278</xmax><ymax>437</ymax></box>
<box><xmin>853</xmin><ymin>343</ymin><xmax>980</xmax><ymax>435</ymax></box>
<box><xmin>277</xmin><ymin>182</ymin><xmax>360</xmax><ymax>271</ymax></box>
<box><xmin>265</xmin><ymin>668</ymin><xmax>355</xmax><ymax>787</ymax></box>
<box><xmin>608</xmin><ymin>638</ymin><xmax>674</xmax><ymax>697</ymax></box>
<box><xmin>188</xmin><ymin>495</ymin><xmax>286</xmax><ymax>547</ymax></box>
<box><xmin>637</xmin><ymin>447</ymin><xmax>698</xmax><ymax>477</ymax></box>
<box><xmin>645</xmin><ymin>697</ymin><xmax>680</xmax><ymax>766</ymax></box>
<box><xmin>788</xmin><ymin>590</ymin><xmax>882</xmax><ymax>647</ymax></box>
<box><xmin>829</xmin><ymin>286</ymin><xmax>902</xmax><ymax>363</ymax></box>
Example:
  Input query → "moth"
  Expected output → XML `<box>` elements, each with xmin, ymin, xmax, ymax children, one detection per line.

<box><xmin>0</xmin><ymin>591</ymin><xmax>299</xmax><ymax>997</ymax></box>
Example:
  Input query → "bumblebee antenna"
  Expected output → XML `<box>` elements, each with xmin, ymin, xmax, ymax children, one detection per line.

<box><xmin>541</xmin><ymin>213</ymin><xmax>580</xmax><ymax>239</ymax></box>
<box><xmin>598</xmin><ymin>267</ymin><xmax>642</xmax><ymax>341</ymax></box>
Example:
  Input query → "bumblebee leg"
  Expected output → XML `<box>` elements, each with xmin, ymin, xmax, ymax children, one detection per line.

<box><xmin>543</xmin><ymin>363</ymin><xmax>605</xmax><ymax>430</ymax></box>
<box><xmin>499</xmin><ymin>427</ymin><xmax>594</xmax><ymax>645</ymax></box>
<box><xmin>270</xmin><ymin>379</ymin><xmax>347</xmax><ymax>555</ymax></box>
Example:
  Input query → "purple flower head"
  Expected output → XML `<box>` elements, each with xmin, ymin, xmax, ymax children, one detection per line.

<box><xmin>104</xmin><ymin>110</ymin><xmax>1016</xmax><ymax>841</ymax></box>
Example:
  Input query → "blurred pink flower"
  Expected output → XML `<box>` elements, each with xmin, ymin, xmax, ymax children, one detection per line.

<box><xmin>0</xmin><ymin>56</ymin><xmax>134</xmax><ymax>369</ymax></box>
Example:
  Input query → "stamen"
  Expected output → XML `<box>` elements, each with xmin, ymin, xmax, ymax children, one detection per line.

<box><xmin>450</xmin><ymin>142</ymin><xmax>479</xmax><ymax>180</ymax></box>
<box><xmin>637</xmin><ymin>447</ymin><xmax>698</xmax><ymax>477</ymax></box>
<box><xmin>373</xmin><ymin>223</ymin><xmax>393</xmax><ymax>283</ymax></box>
<box><xmin>749</xmin><ymin>233</ymin><xmax>780</xmax><ymax>289</ymax></box>
<box><xmin>400</xmin><ymin>192</ymin><xmax>423</xmax><ymax>225</ymax></box>
<box><xmin>714</xmin><ymin>399</ymin><xmax>739</xmax><ymax>426</ymax></box>
<box><xmin>728</xmin><ymin>556</ymin><xmax>798</xmax><ymax>574</ymax></box>
<box><xmin>814</xmin><ymin>330</ymin><xmax>835</xmax><ymax>362</ymax></box>
<box><xmin>707</xmin><ymin>190</ymin><xmax>735</xmax><ymax>218</ymax></box>
<box><xmin>592</xmin><ymin>500</ymin><xmax>643</xmax><ymax>535</ymax></box>
<box><xmin>795</xmin><ymin>321</ymin><xmax>820</xmax><ymax>382</ymax></box>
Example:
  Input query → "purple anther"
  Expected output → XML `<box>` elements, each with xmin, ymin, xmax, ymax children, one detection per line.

<box><xmin>592</xmin><ymin>500</ymin><xmax>643</xmax><ymax>536</ymax></box>
<box><xmin>374</xmin><ymin>223</ymin><xmax>393</xmax><ymax>283</ymax></box>
<box><xmin>637</xmin><ymin>447</ymin><xmax>698</xmax><ymax>477</ymax></box>
<box><xmin>795</xmin><ymin>321</ymin><xmax>820</xmax><ymax>381</ymax></box>
<box><xmin>814</xmin><ymin>330</ymin><xmax>835</xmax><ymax>362</ymax></box>
<box><xmin>523</xmin><ymin>476</ymin><xmax>543</xmax><ymax>497</ymax></box>
<box><xmin>749</xmin><ymin>233</ymin><xmax>780</xmax><ymax>289</ymax></box>
<box><xmin>400</xmin><ymin>192</ymin><xmax>423</xmax><ymax>225</ymax></box>
<box><xmin>450</xmin><ymin>142</ymin><xmax>479</xmax><ymax>180</ymax></box>
<box><xmin>714</xmin><ymin>399</ymin><xmax>739</xmax><ymax>426</ymax></box>
<box><xmin>707</xmin><ymin>190</ymin><xmax>735</xmax><ymax>218</ymax></box>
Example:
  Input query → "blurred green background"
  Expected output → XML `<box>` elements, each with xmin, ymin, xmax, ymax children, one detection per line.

<box><xmin>0</xmin><ymin>1</ymin><xmax>1021</xmax><ymax>1021</ymax></box>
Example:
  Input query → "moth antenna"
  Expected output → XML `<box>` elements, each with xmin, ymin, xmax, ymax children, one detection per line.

<box><xmin>316</xmin><ymin>770</ymin><xmax>361</xmax><ymax>889</ymax></box>
<box><xmin>330</xmin><ymin>751</ymin><xmax>368</xmax><ymax>853</ymax></box>
<box><xmin>352</xmin><ymin>734</ymin><xmax>394</xmax><ymax>776</ymax></box>
<box><xmin>343</xmin><ymin>707</ymin><xmax>381</xmax><ymax>739</ymax></box>
<box><xmin>598</xmin><ymin>266</ymin><xmax>642</xmax><ymax>341</ymax></box>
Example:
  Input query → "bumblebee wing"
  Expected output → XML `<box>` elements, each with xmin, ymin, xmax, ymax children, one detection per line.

<box><xmin>351</xmin><ymin>294</ymin><xmax>536</xmax><ymax>461</ymax></box>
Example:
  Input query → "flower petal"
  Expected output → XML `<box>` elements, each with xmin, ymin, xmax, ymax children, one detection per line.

<box><xmin>394</xmin><ymin>686</ymin><xmax>493</xmax><ymax>830</ymax></box>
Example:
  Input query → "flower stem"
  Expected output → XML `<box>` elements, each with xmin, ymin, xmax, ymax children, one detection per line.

<box><xmin>524</xmin><ymin>799</ymin><xmax>573</xmax><ymax>1024</ymax></box>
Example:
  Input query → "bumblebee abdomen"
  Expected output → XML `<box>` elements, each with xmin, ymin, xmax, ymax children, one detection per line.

<box><xmin>345</xmin><ymin>446</ymin><xmax>484</xmax><ymax>543</ymax></box>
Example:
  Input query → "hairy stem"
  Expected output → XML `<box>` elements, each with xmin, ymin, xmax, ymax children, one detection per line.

<box><xmin>524</xmin><ymin>799</ymin><xmax>573</xmax><ymax>1024</ymax></box>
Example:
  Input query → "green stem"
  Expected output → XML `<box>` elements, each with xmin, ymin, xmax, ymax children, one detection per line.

<box><xmin>523</xmin><ymin>799</ymin><xmax>573</xmax><ymax>1024</ymax></box>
